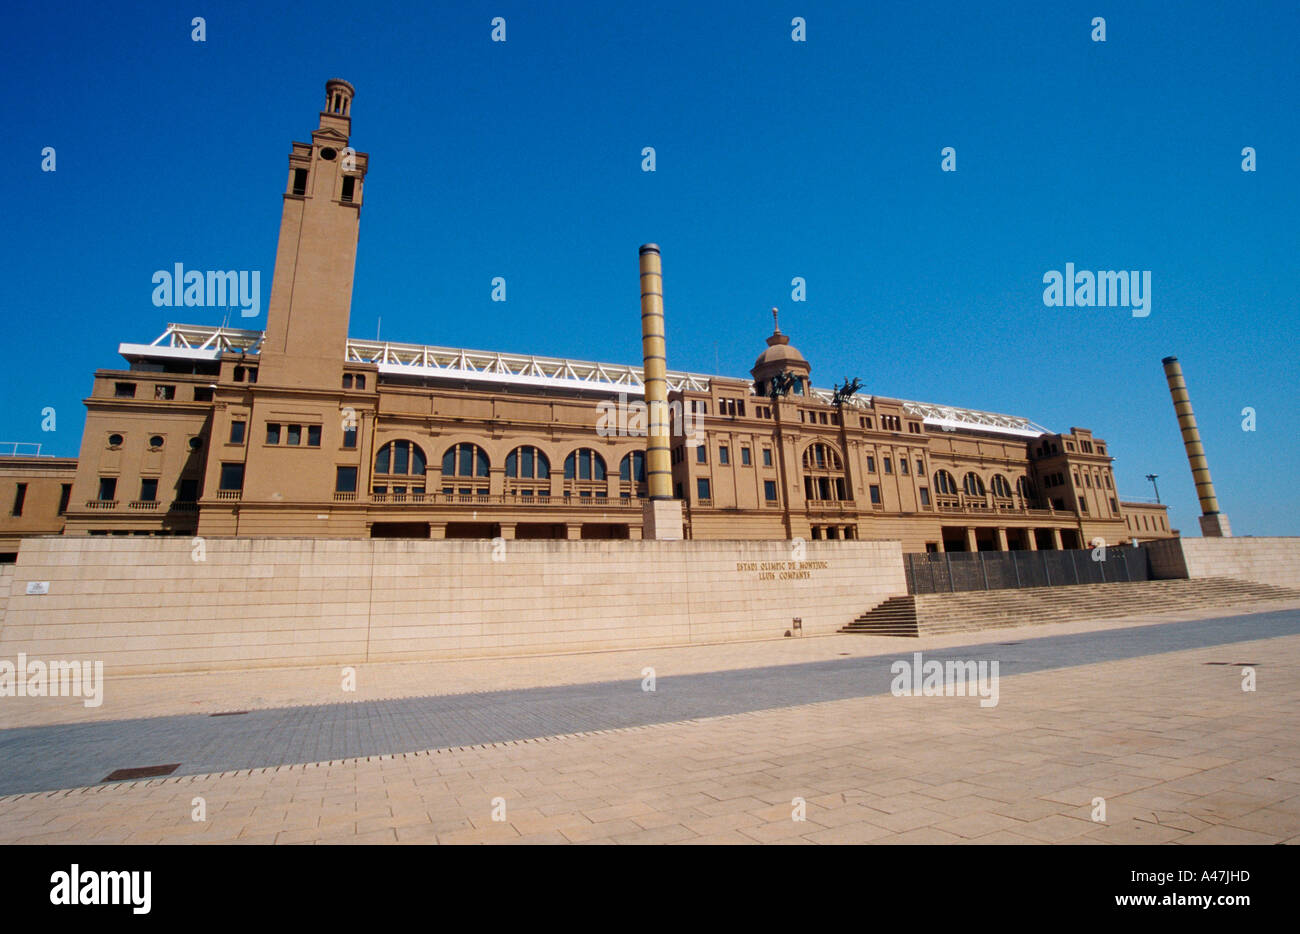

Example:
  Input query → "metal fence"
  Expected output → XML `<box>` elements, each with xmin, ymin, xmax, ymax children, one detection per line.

<box><xmin>904</xmin><ymin>546</ymin><xmax>1150</xmax><ymax>595</ymax></box>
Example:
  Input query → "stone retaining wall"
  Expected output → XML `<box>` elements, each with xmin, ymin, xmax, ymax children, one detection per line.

<box><xmin>0</xmin><ymin>537</ymin><xmax>906</xmax><ymax>674</ymax></box>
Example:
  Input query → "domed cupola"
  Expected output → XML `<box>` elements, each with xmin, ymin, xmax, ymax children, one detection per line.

<box><xmin>751</xmin><ymin>307</ymin><xmax>811</xmax><ymax>398</ymax></box>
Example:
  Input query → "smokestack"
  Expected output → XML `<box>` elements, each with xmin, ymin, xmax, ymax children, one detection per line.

<box><xmin>638</xmin><ymin>244</ymin><xmax>683</xmax><ymax>539</ymax></box>
<box><xmin>1162</xmin><ymin>356</ymin><xmax>1231</xmax><ymax>537</ymax></box>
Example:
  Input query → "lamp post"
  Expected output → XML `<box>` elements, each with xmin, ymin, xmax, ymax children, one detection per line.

<box><xmin>1145</xmin><ymin>474</ymin><xmax>1161</xmax><ymax>504</ymax></box>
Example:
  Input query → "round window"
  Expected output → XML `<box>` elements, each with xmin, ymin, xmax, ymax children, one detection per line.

<box><xmin>189</xmin><ymin>437</ymin><xmax>203</xmax><ymax>451</ymax></box>
<box><xmin>150</xmin><ymin>435</ymin><xmax>165</xmax><ymax>448</ymax></box>
<box><xmin>320</xmin><ymin>147</ymin><xmax>337</xmax><ymax>161</ymax></box>
<box><xmin>108</xmin><ymin>433</ymin><xmax>123</xmax><ymax>447</ymax></box>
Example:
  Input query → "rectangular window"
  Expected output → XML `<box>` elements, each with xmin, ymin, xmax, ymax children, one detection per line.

<box><xmin>155</xmin><ymin>385</ymin><xmax>176</xmax><ymax>400</ymax></box>
<box><xmin>869</xmin><ymin>485</ymin><xmax>881</xmax><ymax>505</ymax></box>
<box><xmin>57</xmin><ymin>483</ymin><xmax>72</xmax><ymax>515</ymax></box>
<box><xmin>114</xmin><ymin>382</ymin><xmax>136</xmax><ymax>398</ymax></box>
<box><xmin>1110</xmin><ymin>497</ymin><xmax>1118</xmax><ymax>513</ymax></box>
<box><xmin>229</xmin><ymin>420</ymin><xmax>246</xmax><ymax>444</ymax></box>
<box><xmin>741</xmin><ymin>447</ymin><xmax>751</xmax><ymax>466</ymax></box>
<box><xmin>307</xmin><ymin>425</ymin><xmax>322</xmax><ymax>447</ymax></box>
<box><xmin>762</xmin><ymin>448</ymin><xmax>772</xmax><ymax>467</ymax></box>
<box><xmin>342</xmin><ymin>426</ymin><xmax>357</xmax><ymax>449</ymax></box>
<box><xmin>718</xmin><ymin>445</ymin><xmax>729</xmax><ymax>465</ymax></box>
<box><xmin>178</xmin><ymin>478</ymin><xmax>199</xmax><ymax>502</ymax></box>
<box><xmin>98</xmin><ymin>477</ymin><xmax>117</xmax><ymax>501</ymax></box>
<box><xmin>336</xmin><ymin>467</ymin><xmax>358</xmax><ymax>493</ymax></box>
<box><xmin>193</xmin><ymin>386</ymin><xmax>213</xmax><ymax>402</ymax></box>
<box><xmin>287</xmin><ymin>424</ymin><xmax>302</xmax><ymax>446</ymax></box>
<box><xmin>764</xmin><ymin>480</ymin><xmax>777</xmax><ymax>502</ymax></box>
<box><xmin>11</xmin><ymin>483</ymin><xmax>26</xmax><ymax>516</ymax></box>
<box><xmin>900</xmin><ymin>458</ymin><xmax>909</xmax><ymax>475</ymax></box>
<box><xmin>139</xmin><ymin>478</ymin><xmax>158</xmax><ymax>502</ymax></box>
<box><xmin>343</xmin><ymin>374</ymin><xmax>353</xmax><ymax>389</ymax></box>
<box><xmin>883</xmin><ymin>457</ymin><xmax>892</xmax><ymax>474</ymax></box>
<box><xmin>292</xmin><ymin>168</ymin><xmax>308</xmax><ymax>195</ymax></box>
<box><xmin>341</xmin><ymin>176</ymin><xmax>356</xmax><ymax>202</ymax></box>
<box><xmin>919</xmin><ymin>487</ymin><xmax>931</xmax><ymax>506</ymax></box>
<box><xmin>866</xmin><ymin>456</ymin><xmax>876</xmax><ymax>473</ymax></box>
<box><xmin>696</xmin><ymin>445</ymin><xmax>707</xmax><ymax>464</ymax></box>
<box><xmin>219</xmin><ymin>463</ymin><xmax>244</xmax><ymax>491</ymax></box>
<box><xmin>696</xmin><ymin>478</ymin><xmax>711</xmax><ymax>501</ymax></box>
<box><xmin>266</xmin><ymin>423</ymin><xmax>281</xmax><ymax>445</ymax></box>
<box><xmin>916</xmin><ymin>459</ymin><xmax>924</xmax><ymax>475</ymax></box>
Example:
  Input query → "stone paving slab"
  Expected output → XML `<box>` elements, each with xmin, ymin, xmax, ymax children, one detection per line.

<box><xmin>6</xmin><ymin>598</ymin><xmax>1297</xmax><ymax>731</ymax></box>
<box><xmin>0</xmin><ymin>620</ymin><xmax>1297</xmax><ymax>844</ymax></box>
<box><xmin>0</xmin><ymin>608</ymin><xmax>1296</xmax><ymax>795</ymax></box>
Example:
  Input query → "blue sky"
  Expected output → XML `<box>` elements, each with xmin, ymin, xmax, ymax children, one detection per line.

<box><xmin>4</xmin><ymin>0</ymin><xmax>1297</xmax><ymax>535</ymax></box>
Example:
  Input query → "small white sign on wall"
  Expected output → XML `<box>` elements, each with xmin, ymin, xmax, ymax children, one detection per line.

<box><xmin>25</xmin><ymin>581</ymin><xmax>50</xmax><ymax>595</ymax></box>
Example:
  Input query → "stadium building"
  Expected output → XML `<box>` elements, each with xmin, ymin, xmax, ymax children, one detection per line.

<box><xmin>0</xmin><ymin>80</ymin><xmax>1174</xmax><ymax>557</ymax></box>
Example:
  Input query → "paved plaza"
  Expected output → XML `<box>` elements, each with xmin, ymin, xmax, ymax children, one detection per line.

<box><xmin>1</xmin><ymin>601</ymin><xmax>1298</xmax><ymax>844</ymax></box>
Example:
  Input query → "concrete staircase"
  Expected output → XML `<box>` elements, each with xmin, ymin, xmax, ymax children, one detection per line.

<box><xmin>841</xmin><ymin>577</ymin><xmax>1300</xmax><ymax>638</ymax></box>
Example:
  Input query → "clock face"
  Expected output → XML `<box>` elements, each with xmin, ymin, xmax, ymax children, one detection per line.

<box><xmin>320</xmin><ymin>147</ymin><xmax>337</xmax><ymax>161</ymax></box>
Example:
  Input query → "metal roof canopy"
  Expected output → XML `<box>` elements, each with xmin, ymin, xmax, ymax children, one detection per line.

<box><xmin>121</xmin><ymin>323</ymin><xmax>1050</xmax><ymax>437</ymax></box>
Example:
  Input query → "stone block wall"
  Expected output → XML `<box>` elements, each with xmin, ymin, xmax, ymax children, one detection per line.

<box><xmin>0</xmin><ymin>537</ymin><xmax>906</xmax><ymax>674</ymax></box>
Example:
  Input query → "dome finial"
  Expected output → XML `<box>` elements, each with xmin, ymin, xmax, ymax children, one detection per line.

<box><xmin>771</xmin><ymin>306</ymin><xmax>780</xmax><ymax>334</ymax></box>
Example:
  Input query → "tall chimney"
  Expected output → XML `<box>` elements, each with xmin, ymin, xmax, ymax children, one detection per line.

<box><xmin>638</xmin><ymin>244</ymin><xmax>683</xmax><ymax>539</ymax></box>
<box><xmin>1162</xmin><ymin>356</ymin><xmax>1231</xmax><ymax>537</ymax></box>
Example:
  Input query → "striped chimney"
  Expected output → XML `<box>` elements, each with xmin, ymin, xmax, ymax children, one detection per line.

<box><xmin>639</xmin><ymin>245</ymin><xmax>673</xmax><ymax>501</ymax></box>
<box><xmin>1161</xmin><ymin>356</ymin><xmax>1221</xmax><ymax>516</ymax></box>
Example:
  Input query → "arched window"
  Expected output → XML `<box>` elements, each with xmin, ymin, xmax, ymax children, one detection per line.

<box><xmin>505</xmin><ymin>445</ymin><xmax>550</xmax><ymax>498</ymax></box>
<box><xmin>442</xmin><ymin>442</ymin><xmax>489</xmax><ymax>477</ymax></box>
<box><xmin>802</xmin><ymin>442</ymin><xmax>847</xmax><ymax>502</ymax></box>
<box><xmin>801</xmin><ymin>443</ymin><xmax>842</xmax><ymax>471</ymax></box>
<box><xmin>934</xmin><ymin>470</ymin><xmax>958</xmax><ymax>496</ymax></box>
<box><xmin>990</xmin><ymin>474</ymin><xmax>1013</xmax><ymax>498</ymax></box>
<box><xmin>373</xmin><ymin>440</ymin><xmax>428</xmax><ymax>499</ymax></box>
<box><xmin>1017</xmin><ymin>476</ymin><xmax>1035</xmax><ymax>503</ymax></box>
<box><xmin>963</xmin><ymin>472</ymin><xmax>986</xmax><ymax>497</ymax></box>
<box><xmin>619</xmin><ymin>451</ymin><xmax>647</xmax><ymax>499</ymax></box>
<box><xmin>440</xmin><ymin>442</ymin><xmax>490</xmax><ymax>496</ymax></box>
<box><xmin>564</xmin><ymin>448</ymin><xmax>607</xmax><ymax>498</ymax></box>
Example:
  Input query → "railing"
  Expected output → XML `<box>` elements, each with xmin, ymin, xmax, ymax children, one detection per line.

<box><xmin>215</xmin><ymin>490</ymin><xmax>240</xmax><ymax>501</ymax></box>
<box><xmin>0</xmin><ymin>442</ymin><xmax>57</xmax><ymax>457</ymax></box>
<box><xmin>366</xmin><ymin>492</ymin><xmax>644</xmax><ymax>508</ymax></box>
<box><xmin>168</xmin><ymin>502</ymin><xmax>199</xmax><ymax>513</ymax></box>
<box><xmin>805</xmin><ymin>499</ymin><xmax>855</xmax><ymax>513</ymax></box>
<box><xmin>905</xmin><ymin>546</ymin><xmax>1150</xmax><ymax>594</ymax></box>
<box><xmin>84</xmin><ymin>500</ymin><xmax>118</xmax><ymax>509</ymax></box>
<box><xmin>128</xmin><ymin>500</ymin><xmax>160</xmax><ymax>510</ymax></box>
<box><xmin>333</xmin><ymin>492</ymin><xmax>357</xmax><ymax>502</ymax></box>
<box><xmin>934</xmin><ymin>495</ymin><xmax>1058</xmax><ymax>517</ymax></box>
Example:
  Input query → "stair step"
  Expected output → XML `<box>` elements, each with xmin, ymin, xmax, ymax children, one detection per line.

<box><xmin>839</xmin><ymin>577</ymin><xmax>1300</xmax><ymax>638</ymax></box>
